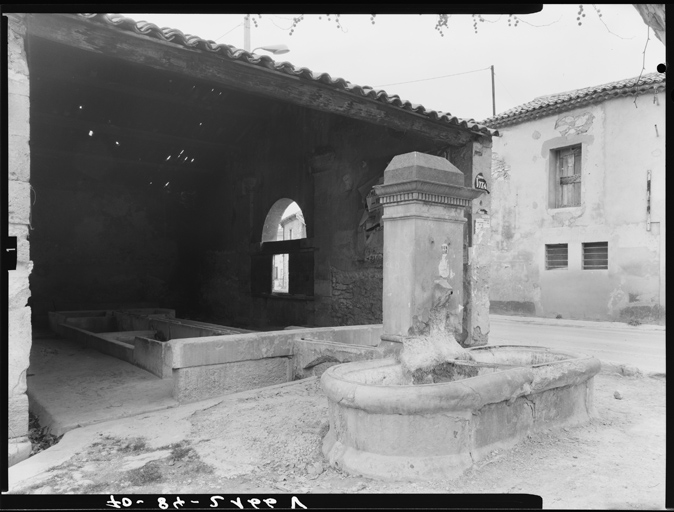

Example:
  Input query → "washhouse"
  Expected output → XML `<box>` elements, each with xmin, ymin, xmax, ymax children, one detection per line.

<box><xmin>8</xmin><ymin>13</ymin><xmax>495</xmax><ymax>466</ymax></box>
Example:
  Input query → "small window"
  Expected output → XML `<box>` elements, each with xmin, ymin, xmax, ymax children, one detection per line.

<box><xmin>545</xmin><ymin>244</ymin><xmax>568</xmax><ymax>270</ymax></box>
<box><xmin>583</xmin><ymin>242</ymin><xmax>608</xmax><ymax>270</ymax></box>
<box><xmin>272</xmin><ymin>253</ymin><xmax>289</xmax><ymax>293</ymax></box>
<box><xmin>253</xmin><ymin>199</ymin><xmax>313</xmax><ymax>298</ymax></box>
<box><xmin>552</xmin><ymin>145</ymin><xmax>581</xmax><ymax>208</ymax></box>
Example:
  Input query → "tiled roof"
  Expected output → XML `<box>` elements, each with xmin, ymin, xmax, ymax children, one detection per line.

<box><xmin>74</xmin><ymin>13</ymin><xmax>496</xmax><ymax>138</ymax></box>
<box><xmin>481</xmin><ymin>72</ymin><xmax>666</xmax><ymax>128</ymax></box>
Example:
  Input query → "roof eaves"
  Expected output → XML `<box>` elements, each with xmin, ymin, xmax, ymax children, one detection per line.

<box><xmin>74</xmin><ymin>13</ymin><xmax>497</xmax><ymax>139</ymax></box>
<box><xmin>481</xmin><ymin>73</ymin><xmax>665</xmax><ymax>129</ymax></box>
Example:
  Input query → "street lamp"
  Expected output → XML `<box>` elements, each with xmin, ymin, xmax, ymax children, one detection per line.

<box><xmin>252</xmin><ymin>44</ymin><xmax>290</xmax><ymax>55</ymax></box>
<box><xmin>243</xmin><ymin>16</ymin><xmax>289</xmax><ymax>55</ymax></box>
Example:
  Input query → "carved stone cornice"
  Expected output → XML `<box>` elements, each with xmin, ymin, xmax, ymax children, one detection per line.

<box><xmin>374</xmin><ymin>180</ymin><xmax>483</xmax><ymax>208</ymax></box>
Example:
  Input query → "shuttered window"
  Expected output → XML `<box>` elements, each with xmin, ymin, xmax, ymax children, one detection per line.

<box><xmin>545</xmin><ymin>244</ymin><xmax>568</xmax><ymax>270</ymax></box>
<box><xmin>583</xmin><ymin>242</ymin><xmax>608</xmax><ymax>270</ymax></box>
<box><xmin>554</xmin><ymin>145</ymin><xmax>581</xmax><ymax>208</ymax></box>
<box><xmin>251</xmin><ymin>240</ymin><xmax>314</xmax><ymax>298</ymax></box>
<box><xmin>288</xmin><ymin>251</ymin><xmax>314</xmax><ymax>296</ymax></box>
<box><xmin>251</xmin><ymin>253</ymin><xmax>274</xmax><ymax>295</ymax></box>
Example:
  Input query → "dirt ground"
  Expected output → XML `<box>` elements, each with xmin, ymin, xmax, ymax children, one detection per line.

<box><xmin>11</xmin><ymin>371</ymin><xmax>666</xmax><ymax>509</ymax></box>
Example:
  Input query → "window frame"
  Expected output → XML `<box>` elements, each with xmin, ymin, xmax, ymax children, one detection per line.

<box><xmin>549</xmin><ymin>144</ymin><xmax>582</xmax><ymax>209</ymax></box>
<box><xmin>582</xmin><ymin>241</ymin><xmax>608</xmax><ymax>270</ymax></box>
<box><xmin>250</xmin><ymin>239</ymin><xmax>315</xmax><ymax>299</ymax></box>
<box><xmin>545</xmin><ymin>243</ymin><xmax>569</xmax><ymax>270</ymax></box>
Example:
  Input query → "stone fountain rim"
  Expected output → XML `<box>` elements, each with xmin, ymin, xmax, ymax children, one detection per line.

<box><xmin>320</xmin><ymin>344</ymin><xmax>601</xmax><ymax>415</ymax></box>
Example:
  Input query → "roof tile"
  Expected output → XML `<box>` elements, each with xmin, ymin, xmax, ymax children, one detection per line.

<box><xmin>481</xmin><ymin>72</ymin><xmax>666</xmax><ymax>128</ymax></box>
<box><xmin>75</xmin><ymin>13</ymin><xmax>496</xmax><ymax>138</ymax></box>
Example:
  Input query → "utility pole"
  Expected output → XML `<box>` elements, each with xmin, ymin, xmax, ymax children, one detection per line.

<box><xmin>244</xmin><ymin>15</ymin><xmax>251</xmax><ymax>51</ymax></box>
<box><xmin>490</xmin><ymin>65</ymin><xmax>496</xmax><ymax>117</ymax></box>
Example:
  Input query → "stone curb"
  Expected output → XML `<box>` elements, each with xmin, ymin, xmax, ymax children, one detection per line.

<box><xmin>599</xmin><ymin>360</ymin><xmax>665</xmax><ymax>379</ymax></box>
<box><xmin>490</xmin><ymin>314</ymin><xmax>666</xmax><ymax>332</ymax></box>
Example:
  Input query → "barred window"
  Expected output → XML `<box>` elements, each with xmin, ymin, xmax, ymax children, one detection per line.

<box><xmin>583</xmin><ymin>242</ymin><xmax>608</xmax><ymax>270</ymax></box>
<box><xmin>545</xmin><ymin>244</ymin><xmax>568</xmax><ymax>270</ymax></box>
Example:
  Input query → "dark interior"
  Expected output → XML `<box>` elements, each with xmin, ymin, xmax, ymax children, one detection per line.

<box><xmin>26</xmin><ymin>33</ymin><xmax>461</xmax><ymax>331</ymax></box>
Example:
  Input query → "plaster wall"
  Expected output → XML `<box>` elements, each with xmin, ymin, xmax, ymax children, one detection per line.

<box><xmin>450</xmin><ymin>139</ymin><xmax>493</xmax><ymax>345</ymax></box>
<box><xmin>490</xmin><ymin>93</ymin><xmax>665</xmax><ymax>323</ymax></box>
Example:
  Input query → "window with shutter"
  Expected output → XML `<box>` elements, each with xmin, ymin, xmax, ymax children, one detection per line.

<box><xmin>258</xmin><ymin>199</ymin><xmax>313</xmax><ymax>298</ymax></box>
<box><xmin>251</xmin><ymin>244</ymin><xmax>314</xmax><ymax>298</ymax></box>
<box><xmin>553</xmin><ymin>145</ymin><xmax>582</xmax><ymax>208</ymax></box>
<box><xmin>251</xmin><ymin>253</ymin><xmax>274</xmax><ymax>295</ymax></box>
<box><xmin>288</xmin><ymin>251</ymin><xmax>314</xmax><ymax>296</ymax></box>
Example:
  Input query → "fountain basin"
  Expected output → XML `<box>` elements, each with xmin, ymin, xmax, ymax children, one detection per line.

<box><xmin>321</xmin><ymin>345</ymin><xmax>600</xmax><ymax>481</ymax></box>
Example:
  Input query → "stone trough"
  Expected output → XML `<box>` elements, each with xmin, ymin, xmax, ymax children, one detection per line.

<box><xmin>321</xmin><ymin>345</ymin><xmax>600</xmax><ymax>481</ymax></box>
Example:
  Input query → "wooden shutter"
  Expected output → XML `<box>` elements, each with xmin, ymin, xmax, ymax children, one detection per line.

<box><xmin>557</xmin><ymin>146</ymin><xmax>581</xmax><ymax>207</ymax></box>
<box><xmin>250</xmin><ymin>253</ymin><xmax>273</xmax><ymax>296</ymax></box>
<box><xmin>288</xmin><ymin>251</ymin><xmax>314</xmax><ymax>296</ymax></box>
<box><xmin>571</xmin><ymin>145</ymin><xmax>581</xmax><ymax>206</ymax></box>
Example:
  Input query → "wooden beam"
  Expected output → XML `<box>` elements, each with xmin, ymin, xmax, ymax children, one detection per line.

<box><xmin>33</xmin><ymin>111</ymin><xmax>237</xmax><ymax>154</ymax></box>
<box><xmin>33</xmin><ymin>67</ymin><xmax>268</xmax><ymax>122</ymax></box>
<box><xmin>31</xmin><ymin>146</ymin><xmax>218</xmax><ymax>175</ymax></box>
<box><xmin>26</xmin><ymin>14</ymin><xmax>475</xmax><ymax>147</ymax></box>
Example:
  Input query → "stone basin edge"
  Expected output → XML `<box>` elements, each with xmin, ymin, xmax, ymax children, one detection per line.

<box><xmin>321</xmin><ymin>345</ymin><xmax>601</xmax><ymax>415</ymax></box>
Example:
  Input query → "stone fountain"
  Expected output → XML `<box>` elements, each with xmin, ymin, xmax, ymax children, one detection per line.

<box><xmin>321</xmin><ymin>152</ymin><xmax>600</xmax><ymax>481</ymax></box>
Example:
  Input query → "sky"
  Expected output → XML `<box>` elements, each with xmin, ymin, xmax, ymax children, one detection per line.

<box><xmin>121</xmin><ymin>6</ymin><xmax>665</xmax><ymax>123</ymax></box>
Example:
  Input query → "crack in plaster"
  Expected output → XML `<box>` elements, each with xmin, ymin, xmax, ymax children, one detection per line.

<box><xmin>9</xmin><ymin>370</ymin><xmax>27</xmax><ymax>396</ymax></box>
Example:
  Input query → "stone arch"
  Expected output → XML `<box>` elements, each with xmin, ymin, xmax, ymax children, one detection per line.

<box><xmin>262</xmin><ymin>198</ymin><xmax>305</xmax><ymax>242</ymax></box>
<box><xmin>262</xmin><ymin>198</ymin><xmax>295</xmax><ymax>242</ymax></box>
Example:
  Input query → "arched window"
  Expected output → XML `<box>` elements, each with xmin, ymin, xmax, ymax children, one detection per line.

<box><xmin>267</xmin><ymin>201</ymin><xmax>306</xmax><ymax>292</ymax></box>
<box><xmin>252</xmin><ymin>200</ymin><xmax>313</xmax><ymax>298</ymax></box>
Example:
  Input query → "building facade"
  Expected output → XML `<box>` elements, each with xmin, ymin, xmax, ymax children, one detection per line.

<box><xmin>483</xmin><ymin>73</ymin><xmax>665</xmax><ymax>324</ymax></box>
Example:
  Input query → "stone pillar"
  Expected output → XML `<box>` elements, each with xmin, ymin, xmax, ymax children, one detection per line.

<box><xmin>7</xmin><ymin>13</ymin><xmax>33</xmax><ymax>467</ymax></box>
<box><xmin>450</xmin><ymin>137</ymin><xmax>493</xmax><ymax>346</ymax></box>
<box><xmin>375</xmin><ymin>152</ymin><xmax>481</xmax><ymax>343</ymax></box>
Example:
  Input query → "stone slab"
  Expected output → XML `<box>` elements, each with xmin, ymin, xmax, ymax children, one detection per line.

<box><xmin>170</xmin><ymin>325</ymin><xmax>383</xmax><ymax>369</ymax></box>
<box><xmin>173</xmin><ymin>357</ymin><xmax>292</xmax><ymax>403</ymax></box>
<box><xmin>384</xmin><ymin>152</ymin><xmax>464</xmax><ymax>186</ymax></box>
<box><xmin>27</xmin><ymin>337</ymin><xmax>177</xmax><ymax>437</ymax></box>
<box><xmin>133</xmin><ymin>336</ymin><xmax>172</xmax><ymax>379</ymax></box>
<box><xmin>8</xmin><ymin>438</ymin><xmax>32</xmax><ymax>468</ymax></box>
<box><xmin>9</xmin><ymin>394</ymin><xmax>29</xmax><ymax>439</ymax></box>
<box><xmin>292</xmin><ymin>339</ymin><xmax>382</xmax><ymax>378</ymax></box>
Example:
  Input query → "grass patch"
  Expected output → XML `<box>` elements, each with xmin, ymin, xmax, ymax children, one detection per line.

<box><xmin>28</xmin><ymin>413</ymin><xmax>63</xmax><ymax>456</ymax></box>
<box><xmin>170</xmin><ymin>441</ymin><xmax>193</xmax><ymax>461</ymax></box>
<box><xmin>193</xmin><ymin>460</ymin><xmax>215</xmax><ymax>474</ymax></box>
<box><xmin>81</xmin><ymin>481</ymin><xmax>108</xmax><ymax>493</ymax></box>
<box><xmin>127</xmin><ymin>462</ymin><xmax>163</xmax><ymax>486</ymax></box>
<box><xmin>119</xmin><ymin>438</ymin><xmax>147</xmax><ymax>453</ymax></box>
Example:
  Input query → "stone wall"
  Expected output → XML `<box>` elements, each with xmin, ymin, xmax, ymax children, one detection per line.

<box><xmin>7</xmin><ymin>13</ymin><xmax>33</xmax><ymax>467</ymax></box>
<box><xmin>330</xmin><ymin>266</ymin><xmax>383</xmax><ymax>326</ymax></box>
<box><xmin>196</xmin><ymin>106</ymin><xmax>443</xmax><ymax>329</ymax></box>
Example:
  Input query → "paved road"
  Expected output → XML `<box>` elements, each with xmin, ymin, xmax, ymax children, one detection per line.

<box><xmin>488</xmin><ymin>316</ymin><xmax>666</xmax><ymax>375</ymax></box>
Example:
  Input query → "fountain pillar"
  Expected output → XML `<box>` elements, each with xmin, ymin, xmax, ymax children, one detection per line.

<box><xmin>321</xmin><ymin>153</ymin><xmax>600</xmax><ymax>482</ymax></box>
<box><xmin>375</xmin><ymin>152</ymin><xmax>483</xmax><ymax>344</ymax></box>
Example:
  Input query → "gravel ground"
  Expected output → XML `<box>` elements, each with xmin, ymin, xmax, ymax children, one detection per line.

<box><xmin>10</xmin><ymin>372</ymin><xmax>666</xmax><ymax>509</ymax></box>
